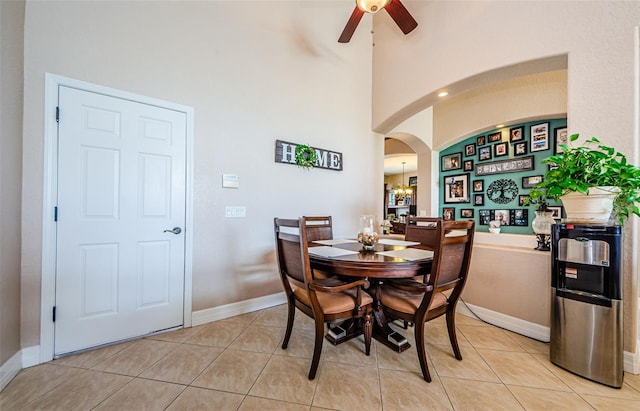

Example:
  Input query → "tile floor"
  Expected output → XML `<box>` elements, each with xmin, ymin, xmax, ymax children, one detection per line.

<box><xmin>2</xmin><ymin>304</ymin><xmax>640</xmax><ymax>410</ymax></box>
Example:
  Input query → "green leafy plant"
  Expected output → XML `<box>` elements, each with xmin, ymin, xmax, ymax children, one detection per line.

<box><xmin>295</xmin><ymin>144</ymin><xmax>318</xmax><ymax>169</ymax></box>
<box><xmin>527</xmin><ymin>134</ymin><xmax>640</xmax><ymax>224</ymax></box>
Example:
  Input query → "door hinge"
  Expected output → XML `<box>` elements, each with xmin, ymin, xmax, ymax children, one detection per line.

<box><xmin>52</xmin><ymin>306</ymin><xmax>56</xmax><ymax>322</ymax></box>
<box><xmin>54</xmin><ymin>206</ymin><xmax>58</xmax><ymax>221</ymax></box>
<box><xmin>56</xmin><ymin>106</ymin><xmax>60</xmax><ymax>123</ymax></box>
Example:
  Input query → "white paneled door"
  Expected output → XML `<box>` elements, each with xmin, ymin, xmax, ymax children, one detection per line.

<box><xmin>54</xmin><ymin>86</ymin><xmax>186</xmax><ymax>355</ymax></box>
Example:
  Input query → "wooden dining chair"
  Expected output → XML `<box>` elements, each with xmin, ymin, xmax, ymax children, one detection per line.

<box><xmin>400</xmin><ymin>216</ymin><xmax>440</xmax><ymax>285</ymax></box>
<box><xmin>378</xmin><ymin>218</ymin><xmax>475</xmax><ymax>382</ymax></box>
<box><xmin>274</xmin><ymin>217</ymin><xmax>373</xmax><ymax>380</ymax></box>
<box><xmin>302</xmin><ymin>215</ymin><xmax>333</xmax><ymax>245</ymax></box>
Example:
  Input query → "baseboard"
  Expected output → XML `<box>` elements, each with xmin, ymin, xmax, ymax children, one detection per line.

<box><xmin>0</xmin><ymin>350</ymin><xmax>22</xmax><ymax>392</ymax></box>
<box><xmin>21</xmin><ymin>346</ymin><xmax>40</xmax><ymax>368</ymax></box>
<box><xmin>457</xmin><ymin>301</ymin><xmax>639</xmax><ymax>375</ymax></box>
<box><xmin>192</xmin><ymin>292</ymin><xmax>287</xmax><ymax>326</ymax></box>
<box><xmin>457</xmin><ymin>300</ymin><xmax>550</xmax><ymax>342</ymax></box>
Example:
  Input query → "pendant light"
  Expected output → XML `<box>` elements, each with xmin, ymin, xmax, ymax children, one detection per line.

<box><xmin>395</xmin><ymin>162</ymin><xmax>413</xmax><ymax>195</ymax></box>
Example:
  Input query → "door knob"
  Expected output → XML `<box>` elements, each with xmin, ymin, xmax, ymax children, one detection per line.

<box><xmin>164</xmin><ymin>227</ymin><xmax>182</xmax><ymax>235</ymax></box>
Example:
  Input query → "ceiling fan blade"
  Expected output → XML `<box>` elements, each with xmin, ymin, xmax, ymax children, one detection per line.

<box><xmin>385</xmin><ymin>0</ymin><xmax>418</xmax><ymax>35</ymax></box>
<box><xmin>338</xmin><ymin>6</ymin><xmax>365</xmax><ymax>43</ymax></box>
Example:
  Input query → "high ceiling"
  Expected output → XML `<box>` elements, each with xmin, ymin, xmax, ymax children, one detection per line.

<box><xmin>384</xmin><ymin>153</ymin><xmax>417</xmax><ymax>176</ymax></box>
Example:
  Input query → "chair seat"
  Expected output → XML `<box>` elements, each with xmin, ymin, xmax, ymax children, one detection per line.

<box><xmin>294</xmin><ymin>286</ymin><xmax>374</xmax><ymax>315</ymax></box>
<box><xmin>379</xmin><ymin>287</ymin><xmax>447</xmax><ymax>315</ymax></box>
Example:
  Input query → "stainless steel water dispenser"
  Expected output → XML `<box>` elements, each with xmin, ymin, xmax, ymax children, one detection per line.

<box><xmin>550</xmin><ymin>223</ymin><xmax>623</xmax><ymax>388</ymax></box>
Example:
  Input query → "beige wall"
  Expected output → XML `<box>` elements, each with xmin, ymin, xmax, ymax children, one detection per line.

<box><xmin>20</xmin><ymin>1</ymin><xmax>380</xmax><ymax>350</ymax></box>
<box><xmin>372</xmin><ymin>1</ymin><xmax>639</xmax><ymax>354</ymax></box>
<box><xmin>0</xmin><ymin>0</ymin><xmax>24</xmax><ymax>366</ymax></box>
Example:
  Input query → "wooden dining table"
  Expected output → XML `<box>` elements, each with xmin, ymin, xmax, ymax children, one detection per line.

<box><xmin>308</xmin><ymin>238</ymin><xmax>434</xmax><ymax>352</ymax></box>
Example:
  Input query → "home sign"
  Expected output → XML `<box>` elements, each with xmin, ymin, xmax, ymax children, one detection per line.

<box><xmin>274</xmin><ymin>139</ymin><xmax>343</xmax><ymax>171</ymax></box>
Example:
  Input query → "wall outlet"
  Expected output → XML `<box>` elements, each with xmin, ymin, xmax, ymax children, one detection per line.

<box><xmin>225</xmin><ymin>206</ymin><xmax>246</xmax><ymax>218</ymax></box>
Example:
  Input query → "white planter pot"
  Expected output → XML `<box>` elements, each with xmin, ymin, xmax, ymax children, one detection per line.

<box><xmin>559</xmin><ymin>186</ymin><xmax>619</xmax><ymax>223</ymax></box>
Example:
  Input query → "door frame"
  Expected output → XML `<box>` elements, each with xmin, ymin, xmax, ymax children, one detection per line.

<box><xmin>40</xmin><ymin>73</ymin><xmax>194</xmax><ymax>363</ymax></box>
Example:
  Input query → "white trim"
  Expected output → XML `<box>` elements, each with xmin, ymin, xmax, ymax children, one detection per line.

<box><xmin>21</xmin><ymin>346</ymin><xmax>40</xmax><ymax>369</ymax></box>
<box><xmin>457</xmin><ymin>301</ymin><xmax>550</xmax><ymax>342</ymax></box>
<box><xmin>625</xmin><ymin>342</ymin><xmax>640</xmax><ymax>375</ymax></box>
<box><xmin>192</xmin><ymin>292</ymin><xmax>287</xmax><ymax>326</ymax></box>
<box><xmin>0</xmin><ymin>350</ymin><xmax>22</xmax><ymax>391</ymax></box>
<box><xmin>40</xmin><ymin>73</ymin><xmax>194</xmax><ymax>363</ymax></box>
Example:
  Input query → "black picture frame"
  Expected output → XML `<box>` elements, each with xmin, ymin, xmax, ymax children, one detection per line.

<box><xmin>494</xmin><ymin>209</ymin><xmax>510</xmax><ymax>226</ymax></box>
<box><xmin>472</xmin><ymin>179</ymin><xmax>484</xmax><ymax>192</ymax></box>
<box><xmin>488</xmin><ymin>131</ymin><xmax>503</xmax><ymax>143</ymax></box>
<box><xmin>441</xmin><ymin>152</ymin><xmax>462</xmax><ymax>171</ymax></box>
<box><xmin>518</xmin><ymin>195</ymin><xmax>529</xmax><ymax>206</ymax></box>
<box><xmin>460</xmin><ymin>209</ymin><xmax>474</xmax><ymax>218</ymax></box>
<box><xmin>509</xmin><ymin>126</ymin><xmax>524</xmax><ymax>143</ymax></box>
<box><xmin>513</xmin><ymin>142</ymin><xmax>528</xmax><ymax>156</ymax></box>
<box><xmin>522</xmin><ymin>175</ymin><xmax>543</xmax><ymax>188</ymax></box>
<box><xmin>464</xmin><ymin>159</ymin><xmax>474</xmax><ymax>171</ymax></box>
<box><xmin>554</xmin><ymin>127</ymin><xmax>568</xmax><ymax>154</ymax></box>
<box><xmin>530</xmin><ymin>122</ymin><xmax>550</xmax><ymax>152</ymax></box>
<box><xmin>477</xmin><ymin>135</ymin><xmax>486</xmax><ymax>146</ymax></box>
<box><xmin>408</xmin><ymin>176</ymin><xmax>417</xmax><ymax>186</ymax></box>
<box><xmin>513</xmin><ymin>209</ymin><xmax>529</xmax><ymax>226</ymax></box>
<box><xmin>443</xmin><ymin>173</ymin><xmax>470</xmax><ymax>203</ymax></box>
<box><xmin>443</xmin><ymin>207</ymin><xmax>455</xmax><ymax>221</ymax></box>
<box><xmin>478</xmin><ymin>146</ymin><xmax>492</xmax><ymax>161</ymax></box>
<box><xmin>479</xmin><ymin>209</ymin><xmax>491</xmax><ymax>225</ymax></box>
<box><xmin>494</xmin><ymin>142</ymin><xmax>508</xmax><ymax>157</ymax></box>
<box><xmin>474</xmin><ymin>194</ymin><xmax>484</xmax><ymax>206</ymax></box>
<box><xmin>547</xmin><ymin>206</ymin><xmax>563</xmax><ymax>219</ymax></box>
<box><xmin>465</xmin><ymin>143</ymin><xmax>476</xmax><ymax>157</ymax></box>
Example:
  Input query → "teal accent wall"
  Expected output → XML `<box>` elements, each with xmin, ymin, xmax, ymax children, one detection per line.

<box><xmin>439</xmin><ymin>119</ymin><xmax>567</xmax><ymax>234</ymax></box>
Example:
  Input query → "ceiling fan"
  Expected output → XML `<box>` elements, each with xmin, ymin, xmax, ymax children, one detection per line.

<box><xmin>338</xmin><ymin>0</ymin><xmax>418</xmax><ymax>43</ymax></box>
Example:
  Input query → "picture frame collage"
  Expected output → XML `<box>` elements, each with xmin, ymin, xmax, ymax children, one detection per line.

<box><xmin>440</xmin><ymin>121</ymin><xmax>567</xmax><ymax>223</ymax></box>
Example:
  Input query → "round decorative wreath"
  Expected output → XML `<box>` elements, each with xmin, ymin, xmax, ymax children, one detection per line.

<box><xmin>487</xmin><ymin>179</ymin><xmax>519</xmax><ymax>204</ymax></box>
<box><xmin>295</xmin><ymin>144</ymin><xmax>318</xmax><ymax>169</ymax></box>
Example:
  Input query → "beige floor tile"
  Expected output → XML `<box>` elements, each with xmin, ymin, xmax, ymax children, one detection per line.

<box><xmin>16</xmin><ymin>369</ymin><xmax>132</xmax><ymax>411</ymax></box>
<box><xmin>251</xmin><ymin>305</ymin><xmax>289</xmax><ymax>327</ymax></box>
<box><xmin>422</xmin><ymin>319</ymin><xmax>472</xmax><ymax>348</ymax></box>
<box><xmin>441</xmin><ymin>377</ymin><xmax>523</xmax><ymax>411</ymax></box>
<box><xmin>91</xmin><ymin>339</ymin><xmax>180</xmax><ymax>376</ymax></box>
<box><xmin>624</xmin><ymin>372</ymin><xmax>640</xmax><ymax>392</ymax></box>
<box><xmin>220</xmin><ymin>309</ymin><xmax>264</xmax><ymax>325</ymax></box>
<box><xmin>312</xmin><ymin>361</ymin><xmax>381</xmax><ymax>411</ymax></box>
<box><xmin>455</xmin><ymin>311</ymin><xmax>492</xmax><ymax>326</ymax></box>
<box><xmin>0</xmin><ymin>363</ymin><xmax>84</xmax><ymax>409</ymax></box>
<box><xmin>145</xmin><ymin>325</ymin><xmax>206</xmax><ymax>343</ymax></box>
<box><xmin>274</xmin><ymin>326</ymin><xmax>315</xmax><ymax>359</ymax></box>
<box><xmin>228</xmin><ymin>324</ymin><xmax>284</xmax><ymax>353</ymax></box>
<box><xmin>52</xmin><ymin>341</ymin><xmax>135</xmax><ymax>369</ymax></box>
<box><xmin>185</xmin><ymin>320</ymin><xmax>248</xmax><ymax>348</ymax></box>
<box><xmin>93</xmin><ymin>378</ymin><xmax>185</xmax><ymax>410</ymax></box>
<box><xmin>140</xmin><ymin>344</ymin><xmax>224</xmax><ymax>384</ymax></box>
<box><xmin>321</xmin><ymin>334</ymin><xmax>377</xmax><ymax>367</ymax></box>
<box><xmin>459</xmin><ymin>324</ymin><xmax>525</xmax><ymax>352</ymax></box>
<box><xmin>530</xmin><ymin>353</ymin><xmax>640</xmax><ymax>400</ymax></box>
<box><xmin>191</xmin><ymin>349</ymin><xmax>270</xmax><ymax>394</ymax></box>
<box><xmin>249</xmin><ymin>355</ymin><xmax>318</xmax><ymax>404</ymax></box>
<box><xmin>238</xmin><ymin>396</ymin><xmax>310</xmax><ymax>411</ymax></box>
<box><xmin>478</xmin><ymin>349</ymin><xmax>572</xmax><ymax>391</ymax></box>
<box><xmin>507</xmin><ymin>385</ymin><xmax>595</xmax><ymax>410</ymax></box>
<box><xmin>507</xmin><ymin>332</ymin><xmax>550</xmax><ymax>355</ymax></box>
<box><xmin>380</xmin><ymin>369</ymin><xmax>453</xmax><ymax>411</ymax></box>
<box><xmin>582</xmin><ymin>393</ymin><xmax>640</xmax><ymax>410</ymax></box>
<box><xmin>429</xmin><ymin>343</ymin><xmax>500</xmax><ymax>382</ymax></box>
<box><xmin>375</xmin><ymin>340</ymin><xmax>423</xmax><ymax>374</ymax></box>
<box><xmin>165</xmin><ymin>386</ymin><xmax>244</xmax><ymax>410</ymax></box>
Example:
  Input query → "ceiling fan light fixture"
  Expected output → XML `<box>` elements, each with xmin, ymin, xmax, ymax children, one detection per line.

<box><xmin>356</xmin><ymin>0</ymin><xmax>391</xmax><ymax>14</ymax></box>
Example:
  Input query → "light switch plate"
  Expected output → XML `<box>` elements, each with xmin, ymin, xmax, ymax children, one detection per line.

<box><xmin>225</xmin><ymin>206</ymin><xmax>246</xmax><ymax>218</ymax></box>
<box><xmin>222</xmin><ymin>174</ymin><xmax>240</xmax><ymax>188</ymax></box>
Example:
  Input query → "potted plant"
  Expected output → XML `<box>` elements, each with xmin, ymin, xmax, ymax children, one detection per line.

<box><xmin>527</xmin><ymin>134</ymin><xmax>640</xmax><ymax>225</ymax></box>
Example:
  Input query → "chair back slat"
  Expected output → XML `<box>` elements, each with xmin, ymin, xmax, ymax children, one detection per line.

<box><xmin>274</xmin><ymin>218</ymin><xmax>314</xmax><ymax>287</ymax></box>
<box><xmin>303</xmin><ymin>216</ymin><xmax>333</xmax><ymax>245</ymax></box>
<box><xmin>405</xmin><ymin>217</ymin><xmax>439</xmax><ymax>249</ymax></box>
<box><xmin>421</xmin><ymin>219</ymin><xmax>475</xmax><ymax>310</ymax></box>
